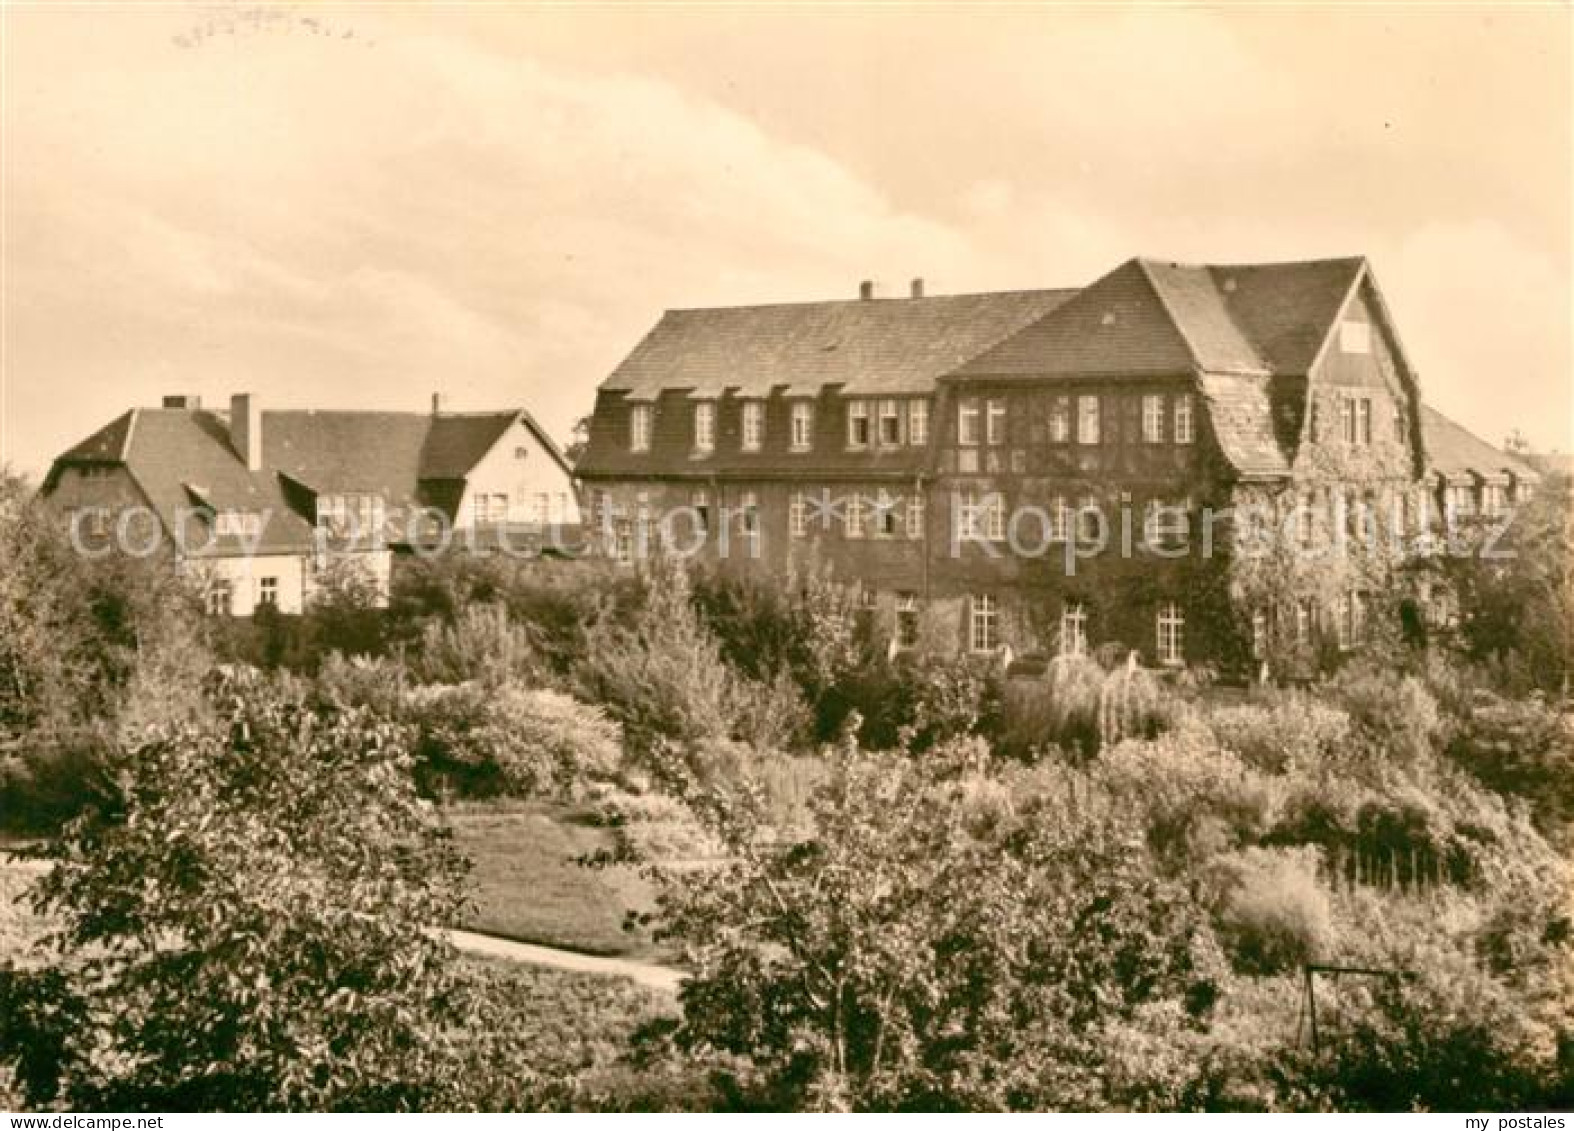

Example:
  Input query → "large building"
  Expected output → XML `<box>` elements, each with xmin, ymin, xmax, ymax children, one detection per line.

<box><xmin>43</xmin><ymin>394</ymin><xmax>581</xmax><ymax>616</ymax></box>
<box><xmin>578</xmin><ymin>256</ymin><xmax>1537</xmax><ymax>671</ymax></box>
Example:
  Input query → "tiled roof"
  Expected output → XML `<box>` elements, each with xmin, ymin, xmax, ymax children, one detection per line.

<box><xmin>56</xmin><ymin>410</ymin><xmax>136</xmax><ymax>463</ymax></box>
<box><xmin>113</xmin><ymin>409</ymin><xmax>317</xmax><ymax>555</ymax></box>
<box><xmin>1420</xmin><ymin>405</ymin><xmax>1540</xmax><ymax>483</ymax></box>
<box><xmin>956</xmin><ymin>256</ymin><xmax>1367</xmax><ymax>380</ymax></box>
<box><xmin>954</xmin><ymin>260</ymin><xmax>1198</xmax><ymax>379</ymax></box>
<box><xmin>1207</xmin><ymin>258</ymin><xmax>1366</xmax><ymax>374</ymax></box>
<box><xmin>602</xmin><ymin>289</ymin><xmax>1078</xmax><ymax>400</ymax></box>
<box><xmin>1198</xmin><ymin>374</ymin><xmax>1289</xmax><ymax>477</ymax></box>
<box><xmin>46</xmin><ymin>405</ymin><xmax>563</xmax><ymax>554</ymax></box>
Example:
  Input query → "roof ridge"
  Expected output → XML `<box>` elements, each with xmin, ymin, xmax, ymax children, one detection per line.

<box><xmin>663</xmin><ymin>286</ymin><xmax>1078</xmax><ymax>315</ymax></box>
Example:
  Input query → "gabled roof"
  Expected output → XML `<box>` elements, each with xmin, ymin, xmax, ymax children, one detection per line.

<box><xmin>955</xmin><ymin>256</ymin><xmax>1369</xmax><ymax>381</ymax></box>
<box><xmin>601</xmin><ymin>289</ymin><xmax>1078</xmax><ymax>400</ymax></box>
<box><xmin>46</xmin><ymin>404</ymin><xmax>572</xmax><ymax>554</ymax></box>
<box><xmin>1420</xmin><ymin>405</ymin><xmax>1540</xmax><ymax>484</ymax></box>
<box><xmin>55</xmin><ymin>410</ymin><xmax>137</xmax><ymax>464</ymax></box>
<box><xmin>1198</xmin><ymin>374</ymin><xmax>1289</xmax><ymax>478</ymax></box>
<box><xmin>953</xmin><ymin>260</ymin><xmax>1199</xmax><ymax>379</ymax></box>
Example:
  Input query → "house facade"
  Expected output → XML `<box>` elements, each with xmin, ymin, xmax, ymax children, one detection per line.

<box><xmin>43</xmin><ymin>393</ymin><xmax>581</xmax><ymax>616</ymax></box>
<box><xmin>577</xmin><ymin>257</ymin><xmax>1536</xmax><ymax>672</ymax></box>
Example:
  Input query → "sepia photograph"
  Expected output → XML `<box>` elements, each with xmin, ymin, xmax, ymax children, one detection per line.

<box><xmin>0</xmin><ymin>0</ymin><xmax>1570</xmax><ymax>1116</ymax></box>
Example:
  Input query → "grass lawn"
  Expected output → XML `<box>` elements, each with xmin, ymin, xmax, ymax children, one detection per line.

<box><xmin>447</xmin><ymin>801</ymin><xmax>661</xmax><ymax>959</ymax></box>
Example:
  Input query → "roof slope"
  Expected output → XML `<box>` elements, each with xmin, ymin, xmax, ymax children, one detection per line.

<box><xmin>56</xmin><ymin>410</ymin><xmax>136</xmax><ymax>463</ymax></box>
<box><xmin>116</xmin><ymin>409</ymin><xmax>316</xmax><ymax>554</ymax></box>
<box><xmin>1420</xmin><ymin>405</ymin><xmax>1540</xmax><ymax>482</ymax></box>
<box><xmin>602</xmin><ymin>289</ymin><xmax>1077</xmax><ymax>400</ymax></box>
<box><xmin>954</xmin><ymin>260</ymin><xmax>1198</xmax><ymax>379</ymax></box>
<box><xmin>47</xmin><ymin>406</ymin><xmax>568</xmax><ymax>552</ymax></box>
<box><xmin>1208</xmin><ymin>258</ymin><xmax>1366</xmax><ymax>374</ymax></box>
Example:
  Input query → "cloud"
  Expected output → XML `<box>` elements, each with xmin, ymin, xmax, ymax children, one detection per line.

<box><xmin>2</xmin><ymin>7</ymin><xmax>1568</xmax><ymax>475</ymax></box>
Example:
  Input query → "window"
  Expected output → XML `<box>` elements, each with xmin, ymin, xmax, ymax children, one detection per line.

<box><xmin>908</xmin><ymin>400</ymin><xmax>930</xmax><ymax>446</ymax></box>
<box><xmin>958</xmin><ymin>398</ymin><xmax>981</xmax><ymax>446</ymax></box>
<box><xmin>1145</xmin><ymin>499</ymin><xmax>1188</xmax><ymax>547</ymax></box>
<box><xmin>1357</xmin><ymin>398</ymin><xmax>1372</xmax><ymax>444</ymax></box>
<box><xmin>630</xmin><ymin>404</ymin><xmax>652</xmax><ymax>452</ymax></box>
<box><xmin>692</xmin><ymin>490</ymin><xmax>710</xmax><ymax>534</ymax></box>
<box><xmin>1077</xmin><ymin>395</ymin><xmax>1100</xmax><ymax>445</ymax></box>
<box><xmin>258</xmin><ymin>576</ymin><xmax>279</xmax><ymax>607</ymax></box>
<box><xmin>489</xmin><ymin>494</ymin><xmax>509</xmax><ymax>523</ymax></box>
<box><xmin>1173</xmin><ymin>393</ymin><xmax>1194</xmax><ymax>444</ymax></box>
<box><xmin>1339</xmin><ymin>320</ymin><xmax>1371</xmax><ymax>354</ymax></box>
<box><xmin>906</xmin><ymin>493</ymin><xmax>925</xmax><ymax>540</ymax></box>
<box><xmin>984</xmin><ymin>492</ymin><xmax>1006</xmax><ymax>541</ymax></box>
<box><xmin>878</xmin><ymin>400</ymin><xmax>902</xmax><ymax>446</ymax></box>
<box><xmin>1481</xmin><ymin>483</ymin><xmax>1507</xmax><ymax>517</ymax></box>
<box><xmin>957</xmin><ymin>489</ymin><xmax>980</xmax><ymax>540</ymax></box>
<box><xmin>790</xmin><ymin>402</ymin><xmax>814</xmax><ymax>451</ymax></box>
<box><xmin>874</xmin><ymin>489</ymin><xmax>900</xmax><ymax>537</ymax></box>
<box><xmin>1445</xmin><ymin>484</ymin><xmax>1474</xmax><ymax>518</ymax></box>
<box><xmin>969</xmin><ymin>594</ymin><xmax>999</xmax><ymax>653</ymax></box>
<box><xmin>1251</xmin><ymin>610</ymin><xmax>1269</xmax><ymax>659</ymax></box>
<box><xmin>845</xmin><ymin>492</ymin><xmax>866</xmax><ymax>538</ymax></box>
<box><xmin>1048</xmin><ymin>396</ymin><xmax>1071</xmax><ymax>443</ymax></box>
<box><xmin>1156</xmin><ymin>602</ymin><xmax>1184</xmax><ymax>666</ymax></box>
<box><xmin>555</xmin><ymin>493</ymin><xmax>569</xmax><ymax>523</ymax></box>
<box><xmin>533</xmin><ymin>492</ymin><xmax>551</xmax><ymax>525</ymax></box>
<box><xmin>1077</xmin><ymin>495</ymin><xmax>1102</xmax><ymax>543</ymax></box>
<box><xmin>1339</xmin><ymin>397</ymin><xmax>1357</xmax><ymax>444</ymax></box>
<box><xmin>741</xmin><ymin>401</ymin><xmax>764</xmax><ymax>451</ymax></box>
<box><xmin>515</xmin><ymin>446</ymin><xmax>530</xmax><ymax>460</ymax></box>
<box><xmin>1059</xmin><ymin>602</ymin><xmax>1088</xmax><ymax>657</ymax></box>
<box><xmin>1298</xmin><ymin>491</ymin><xmax>1319</xmax><ymax>550</ymax></box>
<box><xmin>847</xmin><ymin>401</ymin><xmax>871</xmax><ymax>448</ymax></box>
<box><xmin>694</xmin><ymin>401</ymin><xmax>716</xmax><ymax>453</ymax></box>
<box><xmin>1337</xmin><ymin>592</ymin><xmax>1366</xmax><ymax>649</ymax></box>
<box><xmin>1142</xmin><ymin>394</ymin><xmax>1165</xmax><ymax>443</ymax></box>
<box><xmin>789</xmin><ymin>491</ymin><xmax>808</xmax><ymax>537</ymax></box>
<box><xmin>896</xmin><ymin>593</ymin><xmax>920</xmax><ymax>648</ymax></box>
<box><xmin>205</xmin><ymin>579</ymin><xmax>232</xmax><ymax>616</ymax></box>
<box><xmin>1294</xmin><ymin>599</ymin><xmax>1315</xmax><ymax>645</ymax></box>
<box><xmin>1047</xmin><ymin>495</ymin><xmax>1070</xmax><ymax>542</ymax></box>
<box><xmin>739</xmin><ymin>491</ymin><xmax>759</xmax><ymax>537</ymax></box>
<box><xmin>985</xmin><ymin>398</ymin><xmax>1007</xmax><ymax>446</ymax></box>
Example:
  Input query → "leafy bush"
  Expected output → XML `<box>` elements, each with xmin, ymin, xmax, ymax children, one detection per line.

<box><xmin>0</xmin><ymin>668</ymin><xmax>476</xmax><ymax>1111</ymax></box>
<box><xmin>574</xmin><ymin>558</ymin><xmax>809</xmax><ymax>756</ymax></box>
<box><xmin>1206</xmin><ymin>695</ymin><xmax>1351</xmax><ymax>775</ymax></box>
<box><xmin>407</xmin><ymin>683</ymin><xmax>621</xmax><ymax>800</ymax></box>
<box><xmin>1444</xmin><ymin>692</ymin><xmax>1574</xmax><ymax>848</ymax></box>
<box><xmin>1211</xmin><ymin>847</ymin><xmax>1332</xmax><ymax>975</ymax></box>
<box><xmin>409</xmin><ymin>602</ymin><xmax>543</xmax><ymax>687</ymax></box>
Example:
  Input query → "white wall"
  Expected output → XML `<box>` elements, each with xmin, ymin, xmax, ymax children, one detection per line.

<box><xmin>454</xmin><ymin>418</ymin><xmax>581</xmax><ymax>528</ymax></box>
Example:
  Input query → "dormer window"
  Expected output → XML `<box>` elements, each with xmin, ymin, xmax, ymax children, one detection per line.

<box><xmin>878</xmin><ymin>400</ymin><xmax>901</xmax><ymax>446</ymax></box>
<box><xmin>630</xmin><ymin>404</ymin><xmax>652</xmax><ymax>452</ymax></box>
<box><xmin>694</xmin><ymin>400</ymin><xmax>715</xmax><ymax>454</ymax></box>
<box><xmin>846</xmin><ymin>401</ymin><xmax>870</xmax><ymax>449</ymax></box>
<box><xmin>791</xmin><ymin>402</ymin><xmax>814</xmax><ymax>451</ymax></box>
<box><xmin>741</xmin><ymin>400</ymin><xmax>764</xmax><ymax>452</ymax></box>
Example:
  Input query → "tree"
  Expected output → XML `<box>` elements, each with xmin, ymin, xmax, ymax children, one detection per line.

<box><xmin>648</xmin><ymin>745</ymin><xmax>1222</xmax><ymax>1110</ymax></box>
<box><xmin>0</xmin><ymin>668</ymin><xmax>478</xmax><ymax>1111</ymax></box>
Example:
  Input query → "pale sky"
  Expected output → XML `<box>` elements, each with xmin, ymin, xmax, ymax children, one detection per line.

<box><xmin>3</xmin><ymin>3</ymin><xmax>1570</xmax><ymax>478</ymax></box>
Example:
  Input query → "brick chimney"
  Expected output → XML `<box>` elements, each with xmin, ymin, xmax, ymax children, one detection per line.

<box><xmin>431</xmin><ymin>392</ymin><xmax>448</xmax><ymax>415</ymax></box>
<box><xmin>910</xmin><ymin>277</ymin><xmax>925</xmax><ymax>299</ymax></box>
<box><xmin>859</xmin><ymin>280</ymin><xmax>874</xmax><ymax>301</ymax></box>
<box><xmin>230</xmin><ymin>393</ymin><xmax>261</xmax><ymax>471</ymax></box>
